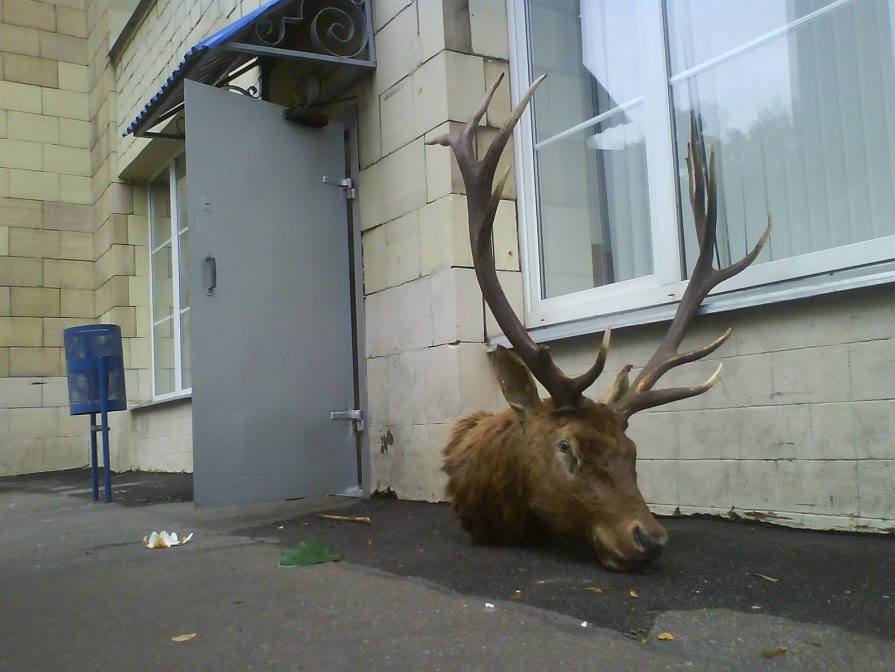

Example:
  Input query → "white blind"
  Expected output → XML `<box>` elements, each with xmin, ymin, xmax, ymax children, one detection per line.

<box><xmin>668</xmin><ymin>0</ymin><xmax>895</xmax><ymax>273</ymax></box>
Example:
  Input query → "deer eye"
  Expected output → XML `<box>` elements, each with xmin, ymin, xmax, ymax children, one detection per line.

<box><xmin>556</xmin><ymin>439</ymin><xmax>578</xmax><ymax>475</ymax></box>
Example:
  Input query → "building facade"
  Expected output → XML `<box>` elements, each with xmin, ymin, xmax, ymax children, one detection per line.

<box><xmin>1</xmin><ymin>0</ymin><xmax>893</xmax><ymax>531</ymax></box>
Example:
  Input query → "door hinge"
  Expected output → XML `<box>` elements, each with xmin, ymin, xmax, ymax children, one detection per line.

<box><xmin>322</xmin><ymin>175</ymin><xmax>356</xmax><ymax>200</ymax></box>
<box><xmin>329</xmin><ymin>409</ymin><xmax>364</xmax><ymax>433</ymax></box>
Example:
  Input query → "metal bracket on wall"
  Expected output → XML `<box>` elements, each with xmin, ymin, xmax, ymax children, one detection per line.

<box><xmin>329</xmin><ymin>409</ymin><xmax>364</xmax><ymax>433</ymax></box>
<box><xmin>283</xmin><ymin>106</ymin><xmax>329</xmax><ymax>128</ymax></box>
<box><xmin>322</xmin><ymin>175</ymin><xmax>356</xmax><ymax>200</ymax></box>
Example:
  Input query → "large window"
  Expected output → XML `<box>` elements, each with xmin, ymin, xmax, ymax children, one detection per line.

<box><xmin>510</xmin><ymin>0</ymin><xmax>895</xmax><ymax>328</ymax></box>
<box><xmin>148</xmin><ymin>154</ymin><xmax>191</xmax><ymax>398</ymax></box>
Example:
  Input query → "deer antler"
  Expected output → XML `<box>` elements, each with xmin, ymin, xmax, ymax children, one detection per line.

<box><xmin>426</xmin><ymin>73</ymin><xmax>610</xmax><ymax>411</ymax></box>
<box><xmin>608</xmin><ymin>115</ymin><xmax>771</xmax><ymax>419</ymax></box>
<box><xmin>428</xmin><ymin>76</ymin><xmax>769</xmax><ymax>417</ymax></box>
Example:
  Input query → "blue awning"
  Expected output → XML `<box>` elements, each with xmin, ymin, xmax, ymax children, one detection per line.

<box><xmin>125</xmin><ymin>0</ymin><xmax>375</xmax><ymax>138</ymax></box>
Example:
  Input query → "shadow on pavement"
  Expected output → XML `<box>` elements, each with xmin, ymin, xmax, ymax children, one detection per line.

<box><xmin>236</xmin><ymin>496</ymin><xmax>895</xmax><ymax>642</ymax></box>
<box><xmin>4</xmin><ymin>470</ymin><xmax>891</xmax><ymax>644</ymax></box>
<box><xmin>0</xmin><ymin>468</ymin><xmax>193</xmax><ymax>507</ymax></box>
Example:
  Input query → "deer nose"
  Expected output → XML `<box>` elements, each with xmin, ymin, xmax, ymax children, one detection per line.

<box><xmin>633</xmin><ymin>526</ymin><xmax>667</xmax><ymax>561</ymax></box>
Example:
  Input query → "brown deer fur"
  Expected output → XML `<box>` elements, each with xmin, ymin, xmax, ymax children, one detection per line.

<box><xmin>442</xmin><ymin>348</ymin><xmax>667</xmax><ymax>571</ymax></box>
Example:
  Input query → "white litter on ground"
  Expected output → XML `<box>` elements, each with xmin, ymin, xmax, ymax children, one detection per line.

<box><xmin>143</xmin><ymin>531</ymin><xmax>193</xmax><ymax>549</ymax></box>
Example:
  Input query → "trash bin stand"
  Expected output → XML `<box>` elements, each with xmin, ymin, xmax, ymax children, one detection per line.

<box><xmin>89</xmin><ymin>411</ymin><xmax>99</xmax><ymax>501</ymax></box>
<box><xmin>85</xmin><ymin>358</ymin><xmax>113</xmax><ymax>503</ymax></box>
<box><xmin>63</xmin><ymin>324</ymin><xmax>126</xmax><ymax>504</ymax></box>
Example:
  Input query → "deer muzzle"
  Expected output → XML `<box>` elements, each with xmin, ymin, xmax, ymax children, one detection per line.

<box><xmin>591</xmin><ymin>518</ymin><xmax>668</xmax><ymax>572</ymax></box>
<box><xmin>633</xmin><ymin>524</ymin><xmax>667</xmax><ymax>561</ymax></box>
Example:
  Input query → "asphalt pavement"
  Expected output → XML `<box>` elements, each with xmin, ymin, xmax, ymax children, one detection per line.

<box><xmin>0</xmin><ymin>469</ymin><xmax>892</xmax><ymax>671</ymax></box>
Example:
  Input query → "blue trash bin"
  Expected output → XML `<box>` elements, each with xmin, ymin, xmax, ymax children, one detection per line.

<box><xmin>63</xmin><ymin>324</ymin><xmax>127</xmax><ymax>502</ymax></box>
<box><xmin>63</xmin><ymin>324</ymin><xmax>126</xmax><ymax>415</ymax></box>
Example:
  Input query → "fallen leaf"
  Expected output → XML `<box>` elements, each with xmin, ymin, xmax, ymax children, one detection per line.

<box><xmin>366</xmin><ymin>539</ymin><xmax>374</xmax><ymax>546</ymax></box>
<box><xmin>629</xmin><ymin>590</ymin><xmax>640</xmax><ymax>598</ymax></box>
<box><xmin>316</xmin><ymin>514</ymin><xmax>372</xmax><ymax>525</ymax></box>
<box><xmin>277</xmin><ymin>540</ymin><xmax>341</xmax><ymax>568</ymax></box>
<box><xmin>625</xmin><ymin>629</ymin><xmax>649</xmax><ymax>643</ymax></box>
<box><xmin>751</xmin><ymin>573</ymin><xmax>779</xmax><ymax>583</ymax></box>
<box><xmin>586</xmin><ymin>587</ymin><xmax>604</xmax><ymax>595</ymax></box>
<box><xmin>171</xmin><ymin>633</ymin><xmax>197</xmax><ymax>642</ymax></box>
<box><xmin>657</xmin><ymin>632</ymin><xmax>675</xmax><ymax>641</ymax></box>
<box><xmin>760</xmin><ymin>647</ymin><xmax>788</xmax><ymax>658</ymax></box>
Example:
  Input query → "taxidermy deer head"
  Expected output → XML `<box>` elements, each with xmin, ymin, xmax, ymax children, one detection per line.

<box><xmin>430</xmin><ymin>74</ymin><xmax>770</xmax><ymax>572</ymax></box>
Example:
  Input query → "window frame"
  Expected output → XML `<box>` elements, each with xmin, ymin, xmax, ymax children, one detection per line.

<box><xmin>147</xmin><ymin>153</ymin><xmax>192</xmax><ymax>400</ymax></box>
<box><xmin>507</xmin><ymin>0</ymin><xmax>895</xmax><ymax>335</ymax></box>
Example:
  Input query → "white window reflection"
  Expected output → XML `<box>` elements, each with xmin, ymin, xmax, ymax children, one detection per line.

<box><xmin>518</xmin><ymin>0</ymin><xmax>895</xmax><ymax>313</ymax></box>
<box><xmin>668</xmin><ymin>0</ymin><xmax>895</xmax><ymax>272</ymax></box>
<box><xmin>528</xmin><ymin>0</ymin><xmax>654</xmax><ymax>298</ymax></box>
<box><xmin>148</xmin><ymin>154</ymin><xmax>192</xmax><ymax>398</ymax></box>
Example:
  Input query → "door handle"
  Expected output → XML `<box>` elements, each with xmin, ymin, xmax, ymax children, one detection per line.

<box><xmin>205</xmin><ymin>255</ymin><xmax>217</xmax><ymax>296</ymax></box>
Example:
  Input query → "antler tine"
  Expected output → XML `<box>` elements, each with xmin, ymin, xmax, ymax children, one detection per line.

<box><xmin>480</xmin><ymin>74</ymin><xmax>546</xmax><ymax>179</ymax></box>
<box><xmin>430</xmin><ymin>73</ymin><xmax>609</xmax><ymax>410</ymax></box>
<box><xmin>688</xmin><ymin>115</ymin><xmax>707</xmax><ymax>246</ymax></box>
<box><xmin>426</xmin><ymin>73</ymin><xmax>510</xmax><ymax>174</ymax></box>
<box><xmin>467</xmin><ymin>72</ymin><xmax>506</xmax><ymax>137</ymax></box>
<box><xmin>569</xmin><ymin>328</ymin><xmax>611</xmax><ymax>398</ymax></box>
<box><xmin>609</xmin><ymin>114</ymin><xmax>771</xmax><ymax>419</ymax></box>
<box><xmin>619</xmin><ymin>363</ymin><xmax>723</xmax><ymax>417</ymax></box>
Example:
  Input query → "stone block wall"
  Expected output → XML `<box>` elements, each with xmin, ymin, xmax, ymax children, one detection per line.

<box><xmin>127</xmin><ymin>397</ymin><xmax>192</xmax><ymax>471</ymax></box>
<box><xmin>0</xmin><ymin>0</ymin><xmax>209</xmax><ymax>476</ymax></box>
<box><xmin>109</xmin><ymin>0</ymin><xmax>273</xmax><ymax>470</ymax></box>
<box><xmin>356</xmin><ymin>1</ymin><xmax>893</xmax><ymax>533</ymax></box>
<box><xmin>3</xmin><ymin>0</ymin><xmax>891</xmax><ymax>535</ymax></box>
<box><xmin>354</xmin><ymin>0</ymin><xmax>520</xmax><ymax>499</ymax></box>
<box><xmin>1</xmin><ymin>0</ymin><xmax>94</xmax><ymax>475</ymax></box>
<box><xmin>543</xmin><ymin>285</ymin><xmax>894</xmax><ymax>532</ymax></box>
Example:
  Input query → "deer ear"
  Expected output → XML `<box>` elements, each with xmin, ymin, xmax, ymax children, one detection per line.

<box><xmin>489</xmin><ymin>346</ymin><xmax>547</xmax><ymax>421</ymax></box>
<box><xmin>597</xmin><ymin>364</ymin><xmax>632</xmax><ymax>404</ymax></box>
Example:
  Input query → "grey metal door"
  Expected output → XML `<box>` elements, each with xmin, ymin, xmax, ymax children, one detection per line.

<box><xmin>185</xmin><ymin>80</ymin><xmax>358</xmax><ymax>508</ymax></box>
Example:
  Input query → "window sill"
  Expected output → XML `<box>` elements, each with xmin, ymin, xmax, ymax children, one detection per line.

<box><xmin>130</xmin><ymin>392</ymin><xmax>192</xmax><ymax>412</ymax></box>
<box><xmin>493</xmin><ymin>261</ymin><xmax>895</xmax><ymax>347</ymax></box>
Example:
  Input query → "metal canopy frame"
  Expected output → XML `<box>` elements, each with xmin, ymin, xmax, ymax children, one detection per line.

<box><xmin>125</xmin><ymin>0</ymin><xmax>375</xmax><ymax>138</ymax></box>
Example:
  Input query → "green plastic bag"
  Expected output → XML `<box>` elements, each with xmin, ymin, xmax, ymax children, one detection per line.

<box><xmin>277</xmin><ymin>540</ymin><xmax>341</xmax><ymax>568</ymax></box>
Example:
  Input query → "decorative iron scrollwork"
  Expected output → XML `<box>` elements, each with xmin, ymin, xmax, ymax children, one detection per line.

<box><xmin>255</xmin><ymin>0</ymin><xmax>369</xmax><ymax>59</ymax></box>
<box><xmin>222</xmin><ymin>84</ymin><xmax>260</xmax><ymax>98</ymax></box>
<box><xmin>310</xmin><ymin>1</ymin><xmax>368</xmax><ymax>57</ymax></box>
<box><xmin>255</xmin><ymin>11</ymin><xmax>300</xmax><ymax>46</ymax></box>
